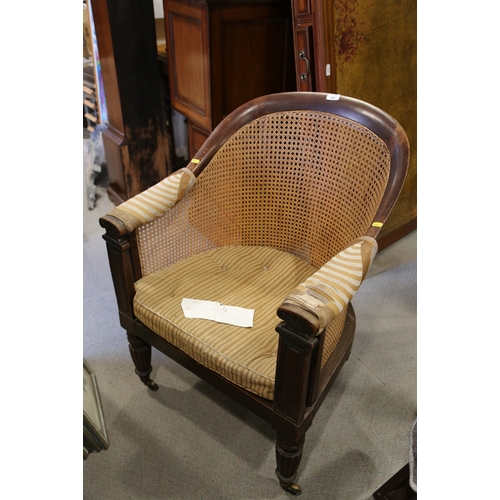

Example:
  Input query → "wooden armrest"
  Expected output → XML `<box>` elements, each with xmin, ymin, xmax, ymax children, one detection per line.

<box><xmin>98</xmin><ymin>214</ymin><xmax>139</xmax><ymax>320</ymax></box>
<box><xmin>99</xmin><ymin>214</ymin><xmax>130</xmax><ymax>238</ymax></box>
<box><xmin>277</xmin><ymin>303</ymin><xmax>321</xmax><ymax>338</ymax></box>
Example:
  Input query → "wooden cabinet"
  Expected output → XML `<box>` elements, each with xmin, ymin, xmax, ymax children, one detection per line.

<box><xmin>163</xmin><ymin>0</ymin><xmax>296</xmax><ymax>158</ymax></box>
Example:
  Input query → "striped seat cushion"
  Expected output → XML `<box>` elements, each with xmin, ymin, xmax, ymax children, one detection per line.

<box><xmin>133</xmin><ymin>246</ymin><xmax>318</xmax><ymax>400</ymax></box>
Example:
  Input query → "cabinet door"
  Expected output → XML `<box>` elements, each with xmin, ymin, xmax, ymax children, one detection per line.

<box><xmin>209</xmin><ymin>1</ymin><xmax>295</xmax><ymax>126</ymax></box>
<box><xmin>290</xmin><ymin>0</ymin><xmax>326</xmax><ymax>91</ymax></box>
<box><xmin>164</xmin><ymin>0</ymin><xmax>212</xmax><ymax>131</ymax></box>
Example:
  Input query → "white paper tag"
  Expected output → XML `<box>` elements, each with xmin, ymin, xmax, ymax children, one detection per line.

<box><xmin>181</xmin><ymin>298</ymin><xmax>254</xmax><ymax>328</ymax></box>
<box><xmin>326</xmin><ymin>94</ymin><xmax>340</xmax><ymax>100</ymax></box>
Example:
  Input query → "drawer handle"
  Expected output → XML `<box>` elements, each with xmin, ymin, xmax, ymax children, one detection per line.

<box><xmin>299</xmin><ymin>51</ymin><xmax>309</xmax><ymax>81</ymax></box>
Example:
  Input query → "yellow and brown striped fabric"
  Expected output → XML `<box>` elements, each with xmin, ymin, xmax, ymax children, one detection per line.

<box><xmin>108</xmin><ymin>168</ymin><xmax>196</xmax><ymax>233</ymax></box>
<box><xmin>133</xmin><ymin>245</ymin><xmax>317</xmax><ymax>400</ymax></box>
<box><xmin>284</xmin><ymin>237</ymin><xmax>377</xmax><ymax>331</ymax></box>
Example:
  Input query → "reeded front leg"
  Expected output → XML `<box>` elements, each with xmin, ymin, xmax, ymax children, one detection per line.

<box><xmin>127</xmin><ymin>333</ymin><xmax>158</xmax><ymax>391</ymax></box>
<box><xmin>275</xmin><ymin>435</ymin><xmax>304</xmax><ymax>495</ymax></box>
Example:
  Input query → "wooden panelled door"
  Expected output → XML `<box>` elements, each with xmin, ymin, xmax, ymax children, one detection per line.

<box><xmin>290</xmin><ymin>0</ymin><xmax>326</xmax><ymax>92</ymax></box>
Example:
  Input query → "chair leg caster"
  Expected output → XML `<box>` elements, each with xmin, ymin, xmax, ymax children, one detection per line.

<box><xmin>145</xmin><ymin>379</ymin><xmax>159</xmax><ymax>391</ymax></box>
<box><xmin>136</xmin><ymin>370</ymin><xmax>159</xmax><ymax>391</ymax></box>
<box><xmin>279</xmin><ymin>481</ymin><xmax>302</xmax><ymax>496</ymax></box>
<box><xmin>136</xmin><ymin>371</ymin><xmax>158</xmax><ymax>391</ymax></box>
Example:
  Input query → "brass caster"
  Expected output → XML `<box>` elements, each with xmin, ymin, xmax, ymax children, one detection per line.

<box><xmin>280</xmin><ymin>482</ymin><xmax>302</xmax><ymax>496</ymax></box>
<box><xmin>145</xmin><ymin>380</ymin><xmax>159</xmax><ymax>391</ymax></box>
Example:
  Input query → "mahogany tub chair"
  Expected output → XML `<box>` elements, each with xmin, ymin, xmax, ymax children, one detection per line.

<box><xmin>99</xmin><ymin>92</ymin><xmax>409</xmax><ymax>495</ymax></box>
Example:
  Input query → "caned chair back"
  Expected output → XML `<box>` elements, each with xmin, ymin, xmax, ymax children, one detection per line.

<box><xmin>135</xmin><ymin>93</ymin><xmax>408</xmax><ymax>277</ymax></box>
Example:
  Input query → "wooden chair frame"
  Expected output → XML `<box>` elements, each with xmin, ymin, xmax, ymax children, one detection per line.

<box><xmin>99</xmin><ymin>92</ymin><xmax>409</xmax><ymax>495</ymax></box>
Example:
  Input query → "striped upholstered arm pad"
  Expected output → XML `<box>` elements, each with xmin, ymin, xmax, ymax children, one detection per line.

<box><xmin>108</xmin><ymin>168</ymin><xmax>197</xmax><ymax>232</ymax></box>
<box><xmin>283</xmin><ymin>237</ymin><xmax>378</xmax><ymax>332</ymax></box>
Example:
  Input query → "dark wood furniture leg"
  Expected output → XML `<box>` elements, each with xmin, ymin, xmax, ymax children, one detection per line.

<box><xmin>127</xmin><ymin>333</ymin><xmax>159</xmax><ymax>391</ymax></box>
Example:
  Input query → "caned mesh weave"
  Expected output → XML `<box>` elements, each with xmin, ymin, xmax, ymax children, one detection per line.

<box><xmin>137</xmin><ymin>110</ymin><xmax>391</xmax><ymax>275</ymax></box>
<box><xmin>134</xmin><ymin>110</ymin><xmax>392</xmax><ymax>387</ymax></box>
